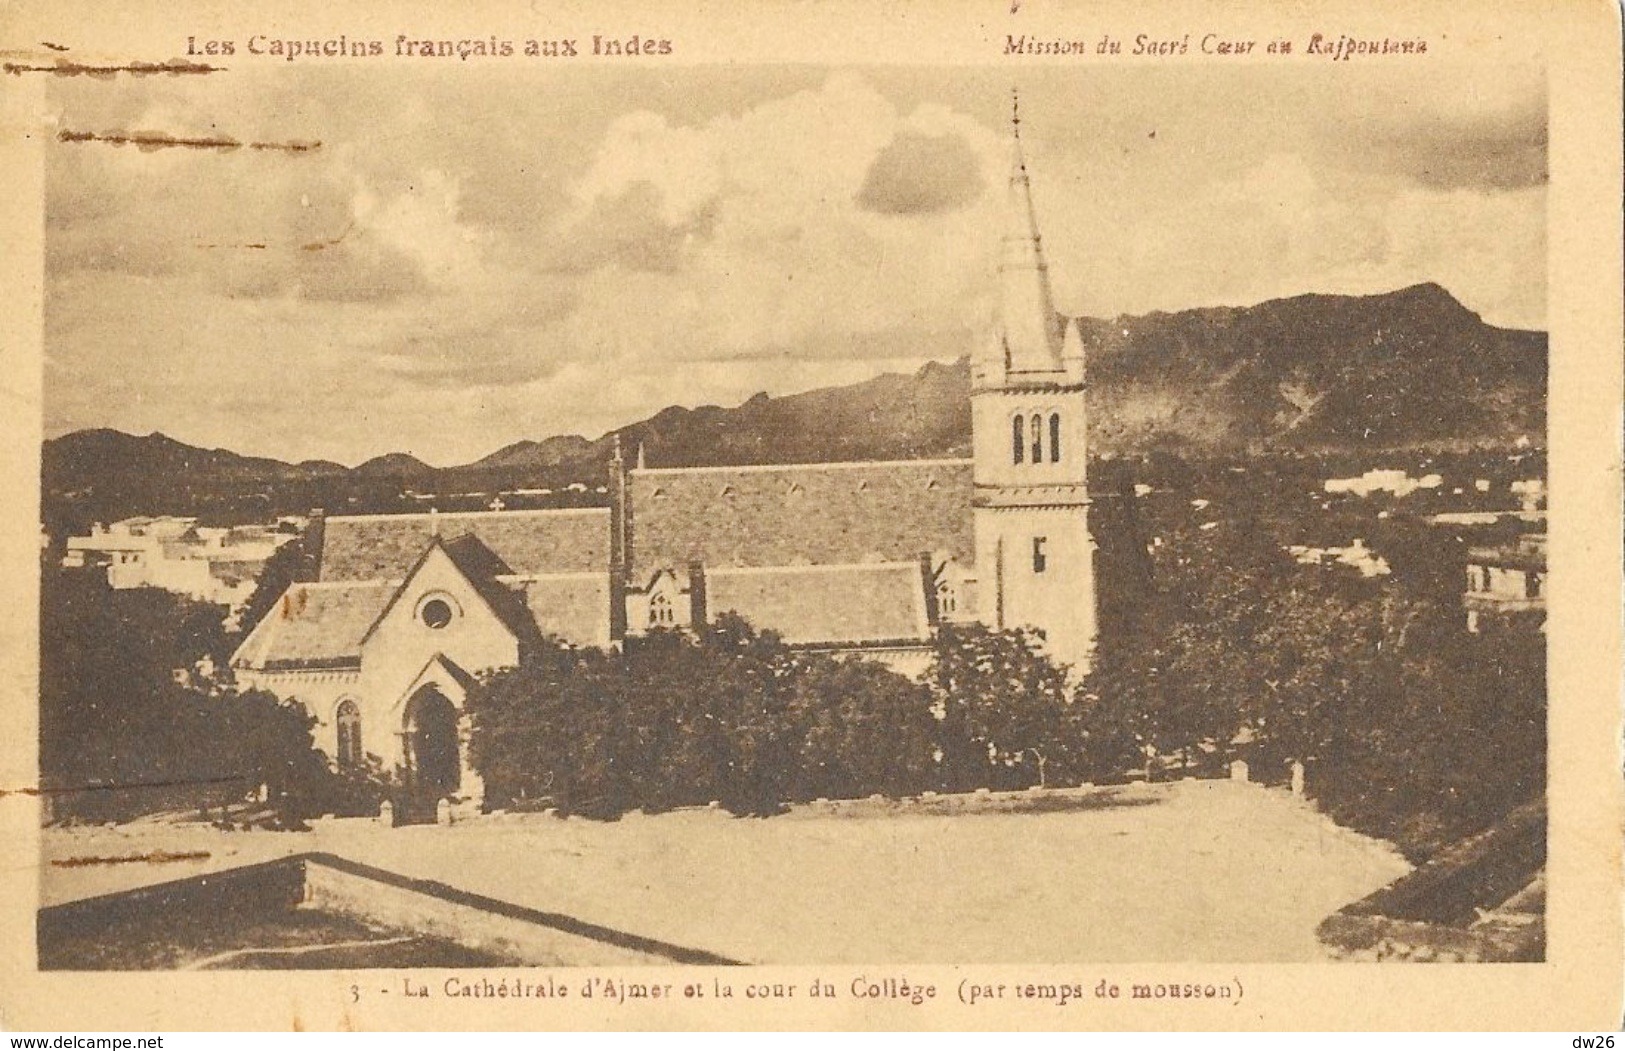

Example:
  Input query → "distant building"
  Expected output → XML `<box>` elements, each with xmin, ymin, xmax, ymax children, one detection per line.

<box><xmin>1463</xmin><ymin>533</ymin><xmax>1546</xmax><ymax>633</ymax></box>
<box><xmin>228</xmin><ymin>97</ymin><xmax>1123</xmax><ymax>816</ymax></box>
<box><xmin>1509</xmin><ymin>478</ymin><xmax>1546</xmax><ymax>512</ymax></box>
<box><xmin>1323</xmin><ymin>469</ymin><xmax>1442</xmax><ymax>498</ymax></box>
<box><xmin>1288</xmin><ymin>538</ymin><xmax>1391</xmax><ymax>578</ymax></box>
<box><xmin>1429</xmin><ymin>509</ymin><xmax>1546</xmax><ymax>526</ymax></box>
<box><xmin>63</xmin><ymin>516</ymin><xmax>297</xmax><ymax>610</ymax></box>
<box><xmin>1430</xmin><ymin>478</ymin><xmax>1546</xmax><ymax>524</ymax></box>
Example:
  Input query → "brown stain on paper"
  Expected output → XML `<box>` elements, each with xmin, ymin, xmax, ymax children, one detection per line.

<box><xmin>3</xmin><ymin>772</ymin><xmax>252</xmax><ymax>797</ymax></box>
<box><xmin>4</xmin><ymin>58</ymin><xmax>222</xmax><ymax>77</ymax></box>
<box><xmin>301</xmin><ymin>220</ymin><xmax>355</xmax><ymax>252</ymax></box>
<box><xmin>196</xmin><ymin>221</ymin><xmax>349</xmax><ymax>254</ymax></box>
<box><xmin>51</xmin><ymin>850</ymin><xmax>211</xmax><ymax>868</ymax></box>
<box><xmin>58</xmin><ymin>129</ymin><xmax>321</xmax><ymax>153</ymax></box>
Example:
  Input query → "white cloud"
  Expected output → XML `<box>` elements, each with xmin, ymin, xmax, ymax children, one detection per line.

<box><xmin>1042</xmin><ymin>148</ymin><xmax>1543</xmax><ymax>329</ymax></box>
<box><xmin>44</xmin><ymin>65</ymin><xmax>1547</xmax><ymax>464</ymax></box>
<box><xmin>553</xmin><ymin>72</ymin><xmax>1005</xmax><ymax>371</ymax></box>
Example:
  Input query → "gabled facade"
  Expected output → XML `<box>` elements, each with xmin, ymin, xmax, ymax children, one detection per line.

<box><xmin>232</xmin><ymin>510</ymin><xmax>614</xmax><ymax>806</ymax></box>
<box><xmin>231</xmin><ymin>94</ymin><xmax>1110</xmax><ymax>809</ymax></box>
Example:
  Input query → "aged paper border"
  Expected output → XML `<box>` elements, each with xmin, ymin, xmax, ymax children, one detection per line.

<box><xmin>0</xmin><ymin>0</ymin><xmax>1619</xmax><ymax>1031</ymax></box>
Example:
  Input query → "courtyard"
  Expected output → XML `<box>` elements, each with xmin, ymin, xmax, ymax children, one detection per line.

<box><xmin>40</xmin><ymin>779</ymin><xmax>1409</xmax><ymax>964</ymax></box>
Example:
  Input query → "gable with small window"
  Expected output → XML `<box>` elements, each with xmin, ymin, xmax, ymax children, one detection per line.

<box><xmin>358</xmin><ymin>540</ymin><xmax>523</xmax><ymax>677</ymax></box>
<box><xmin>629</xmin><ymin>568</ymin><xmax>692</xmax><ymax>634</ymax></box>
<box><xmin>929</xmin><ymin>555</ymin><xmax>976</xmax><ymax>622</ymax></box>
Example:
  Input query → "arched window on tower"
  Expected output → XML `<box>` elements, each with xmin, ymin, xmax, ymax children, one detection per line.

<box><xmin>1030</xmin><ymin>413</ymin><xmax>1043</xmax><ymax>463</ymax></box>
<box><xmin>936</xmin><ymin>578</ymin><xmax>958</xmax><ymax>617</ymax></box>
<box><xmin>1012</xmin><ymin>414</ymin><xmax>1025</xmax><ymax>465</ymax></box>
<box><xmin>1049</xmin><ymin>413</ymin><xmax>1062</xmax><ymax>463</ymax></box>
<box><xmin>336</xmin><ymin>699</ymin><xmax>362</xmax><ymax>769</ymax></box>
<box><xmin>649</xmin><ymin>590</ymin><xmax>675</xmax><ymax>627</ymax></box>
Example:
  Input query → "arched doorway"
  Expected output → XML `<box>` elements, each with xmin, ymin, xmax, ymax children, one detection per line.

<box><xmin>402</xmin><ymin>686</ymin><xmax>461</xmax><ymax>798</ymax></box>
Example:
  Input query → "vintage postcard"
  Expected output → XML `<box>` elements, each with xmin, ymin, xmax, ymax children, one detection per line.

<box><xmin>0</xmin><ymin>0</ymin><xmax>1620</xmax><ymax>1032</ymax></box>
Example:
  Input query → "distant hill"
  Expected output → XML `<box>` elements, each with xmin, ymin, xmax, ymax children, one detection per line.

<box><xmin>352</xmin><ymin>452</ymin><xmax>436</xmax><ymax>479</ymax></box>
<box><xmin>42</xmin><ymin>283</ymin><xmax>1544</xmax><ymax>528</ymax></box>
<box><xmin>293</xmin><ymin>459</ymin><xmax>349</xmax><ymax>477</ymax></box>
<box><xmin>469</xmin><ymin>435</ymin><xmax>597</xmax><ymax>471</ymax></box>
<box><xmin>613</xmin><ymin>357</ymin><xmax>973</xmax><ymax>469</ymax></box>
<box><xmin>44</xmin><ymin>429</ymin><xmax>336</xmax><ymax>486</ymax></box>
<box><xmin>1078</xmin><ymin>282</ymin><xmax>1544</xmax><ymax>453</ymax></box>
<box><xmin>569</xmin><ymin>281</ymin><xmax>1543</xmax><ymax>466</ymax></box>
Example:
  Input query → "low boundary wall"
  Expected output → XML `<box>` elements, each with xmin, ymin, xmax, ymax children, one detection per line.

<box><xmin>39</xmin><ymin>852</ymin><xmax>739</xmax><ymax>969</ymax></box>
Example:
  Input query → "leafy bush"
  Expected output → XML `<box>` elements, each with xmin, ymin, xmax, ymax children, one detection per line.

<box><xmin>467</xmin><ymin>613</ymin><xmax>1089</xmax><ymax>819</ymax></box>
<box><xmin>40</xmin><ymin>564</ymin><xmax>342</xmax><ymax>826</ymax></box>
<box><xmin>1077</xmin><ymin>497</ymin><xmax>1546</xmax><ymax>860</ymax></box>
<box><xmin>925</xmin><ymin>623</ymin><xmax>1082</xmax><ymax>791</ymax></box>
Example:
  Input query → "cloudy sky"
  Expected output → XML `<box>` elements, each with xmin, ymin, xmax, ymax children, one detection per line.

<box><xmin>44</xmin><ymin>62</ymin><xmax>1546</xmax><ymax>465</ymax></box>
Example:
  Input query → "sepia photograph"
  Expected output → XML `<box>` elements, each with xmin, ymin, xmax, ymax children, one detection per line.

<box><xmin>2</xmin><ymin>0</ymin><xmax>1620</xmax><ymax>1033</ymax></box>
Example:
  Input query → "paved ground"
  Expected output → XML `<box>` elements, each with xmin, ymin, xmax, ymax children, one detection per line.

<box><xmin>40</xmin><ymin>780</ymin><xmax>1410</xmax><ymax>963</ymax></box>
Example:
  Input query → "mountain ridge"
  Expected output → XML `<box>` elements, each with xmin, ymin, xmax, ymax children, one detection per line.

<box><xmin>43</xmin><ymin>283</ymin><xmax>1545</xmax><ymax>526</ymax></box>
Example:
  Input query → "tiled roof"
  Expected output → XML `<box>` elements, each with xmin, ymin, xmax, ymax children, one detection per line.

<box><xmin>317</xmin><ymin>509</ymin><xmax>609</xmax><ymax>582</ymax></box>
<box><xmin>508</xmin><ymin>574</ymin><xmax>614</xmax><ymax>648</ymax></box>
<box><xmin>438</xmin><ymin>535</ymin><xmax>550</xmax><ymax>646</ymax></box>
<box><xmin>628</xmin><ymin>460</ymin><xmax>973</xmax><ymax>576</ymax></box>
<box><xmin>231</xmin><ymin>581</ymin><xmax>393</xmax><ymax>670</ymax></box>
<box><xmin>705</xmin><ymin>562</ymin><xmax>931</xmax><ymax>647</ymax></box>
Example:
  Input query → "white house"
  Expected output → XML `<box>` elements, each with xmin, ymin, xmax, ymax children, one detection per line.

<box><xmin>64</xmin><ymin>516</ymin><xmax>297</xmax><ymax>610</ymax></box>
<box><xmin>1464</xmin><ymin>533</ymin><xmax>1547</xmax><ymax>633</ymax></box>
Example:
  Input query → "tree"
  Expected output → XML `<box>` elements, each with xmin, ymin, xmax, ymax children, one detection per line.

<box><xmin>233</xmin><ymin>533</ymin><xmax>308</xmax><ymax>640</ymax></box>
<box><xmin>40</xmin><ymin>564</ymin><xmax>338</xmax><ymax>825</ymax></box>
<box><xmin>1079</xmin><ymin>506</ymin><xmax>1295</xmax><ymax>781</ymax></box>
<box><xmin>468</xmin><ymin>614</ymin><xmax>1025</xmax><ymax>817</ymax></box>
<box><xmin>1075</xmin><ymin>478</ymin><xmax>1547</xmax><ymax>860</ymax></box>
<box><xmin>468</xmin><ymin>642</ymin><xmax>624</xmax><ymax>814</ymax></box>
<box><xmin>924</xmin><ymin>623</ymin><xmax>1079</xmax><ymax>791</ymax></box>
<box><xmin>686</xmin><ymin>614</ymin><xmax>800</xmax><ymax>814</ymax></box>
<box><xmin>1304</xmin><ymin>618</ymin><xmax>1546</xmax><ymax>858</ymax></box>
<box><xmin>789</xmin><ymin>655</ymin><xmax>937</xmax><ymax>800</ymax></box>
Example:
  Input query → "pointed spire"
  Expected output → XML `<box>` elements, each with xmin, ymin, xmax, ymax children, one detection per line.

<box><xmin>636</xmin><ymin>441</ymin><xmax>646</xmax><ymax>470</ymax></box>
<box><xmin>1061</xmin><ymin>315</ymin><xmax>1086</xmax><ymax>367</ymax></box>
<box><xmin>997</xmin><ymin>86</ymin><xmax>1065</xmax><ymax>374</ymax></box>
<box><xmin>1009</xmin><ymin>85</ymin><xmax>1028</xmax><ymax>174</ymax></box>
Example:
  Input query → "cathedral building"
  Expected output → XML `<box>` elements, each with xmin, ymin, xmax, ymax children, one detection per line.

<box><xmin>230</xmin><ymin>99</ymin><xmax>1106</xmax><ymax>809</ymax></box>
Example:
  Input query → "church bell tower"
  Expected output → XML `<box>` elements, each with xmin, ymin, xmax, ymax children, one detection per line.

<box><xmin>972</xmin><ymin>89</ymin><xmax>1098</xmax><ymax>674</ymax></box>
